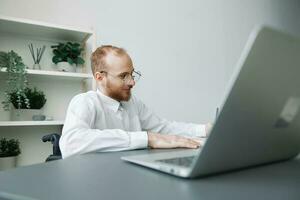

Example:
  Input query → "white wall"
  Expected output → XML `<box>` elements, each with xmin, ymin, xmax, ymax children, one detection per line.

<box><xmin>0</xmin><ymin>0</ymin><xmax>300</xmax><ymax>165</ymax></box>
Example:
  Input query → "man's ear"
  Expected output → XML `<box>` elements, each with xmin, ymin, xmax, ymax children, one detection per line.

<box><xmin>95</xmin><ymin>72</ymin><xmax>104</xmax><ymax>81</ymax></box>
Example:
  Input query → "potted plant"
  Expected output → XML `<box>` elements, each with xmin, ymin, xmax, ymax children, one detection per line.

<box><xmin>10</xmin><ymin>87</ymin><xmax>47</xmax><ymax>121</ymax></box>
<box><xmin>0</xmin><ymin>51</ymin><xmax>29</xmax><ymax>116</ymax></box>
<box><xmin>0</xmin><ymin>138</ymin><xmax>21</xmax><ymax>171</ymax></box>
<box><xmin>51</xmin><ymin>42</ymin><xmax>85</xmax><ymax>72</ymax></box>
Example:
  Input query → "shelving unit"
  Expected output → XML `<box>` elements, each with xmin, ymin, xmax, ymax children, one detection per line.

<box><xmin>0</xmin><ymin>15</ymin><xmax>97</xmax><ymax>166</ymax></box>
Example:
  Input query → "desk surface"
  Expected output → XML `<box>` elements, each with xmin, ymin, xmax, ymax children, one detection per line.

<box><xmin>0</xmin><ymin>149</ymin><xmax>300</xmax><ymax>200</ymax></box>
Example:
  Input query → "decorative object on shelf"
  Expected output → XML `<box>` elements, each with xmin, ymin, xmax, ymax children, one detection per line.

<box><xmin>51</xmin><ymin>42</ymin><xmax>85</xmax><ymax>72</ymax></box>
<box><xmin>0</xmin><ymin>138</ymin><xmax>21</xmax><ymax>171</ymax></box>
<box><xmin>10</xmin><ymin>87</ymin><xmax>47</xmax><ymax>121</ymax></box>
<box><xmin>32</xmin><ymin>114</ymin><xmax>46</xmax><ymax>121</ymax></box>
<box><xmin>0</xmin><ymin>51</ymin><xmax>30</xmax><ymax>111</ymax></box>
<box><xmin>28</xmin><ymin>43</ymin><xmax>46</xmax><ymax>70</ymax></box>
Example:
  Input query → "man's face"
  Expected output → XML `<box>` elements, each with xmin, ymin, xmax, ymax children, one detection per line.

<box><xmin>98</xmin><ymin>53</ymin><xmax>135</xmax><ymax>101</ymax></box>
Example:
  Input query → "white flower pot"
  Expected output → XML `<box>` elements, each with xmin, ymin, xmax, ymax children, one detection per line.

<box><xmin>0</xmin><ymin>110</ymin><xmax>11</xmax><ymax>121</ymax></box>
<box><xmin>57</xmin><ymin>61</ymin><xmax>76</xmax><ymax>72</ymax></box>
<box><xmin>0</xmin><ymin>156</ymin><xmax>17</xmax><ymax>171</ymax></box>
<box><xmin>10</xmin><ymin>109</ymin><xmax>42</xmax><ymax>121</ymax></box>
<box><xmin>75</xmin><ymin>65</ymin><xmax>84</xmax><ymax>73</ymax></box>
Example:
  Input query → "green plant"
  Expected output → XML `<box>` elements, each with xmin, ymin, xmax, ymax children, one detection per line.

<box><xmin>10</xmin><ymin>87</ymin><xmax>47</xmax><ymax>109</ymax></box>
<box><xmin>0</xmin><ymin>138</ymin><xmax>21</xmax><ymax>157</ymax></box>
<box><xmin>0</xmin><ymin>51</ymin><xmax>29</xmax><ymax>110</ymax></box>
<box><xmin>51</xmin><ymin>42</ymin><xmax>85</xmax><ymax>65</ymax></box>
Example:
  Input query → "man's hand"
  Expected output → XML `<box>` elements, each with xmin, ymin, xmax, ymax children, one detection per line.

<box><xmin>147</xmin><ymin>132</ymin><xmax>201</xmax><ymax>149</ymax></box>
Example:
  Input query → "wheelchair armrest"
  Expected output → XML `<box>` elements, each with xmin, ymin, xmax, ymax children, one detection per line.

<box><xmin>42</xmin><ymin>133</ymin><xmax>61</xmax><ymax>156</ymax></box>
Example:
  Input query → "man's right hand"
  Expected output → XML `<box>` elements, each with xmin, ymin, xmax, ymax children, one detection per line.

<box><xmin>147</xmin><ymin>132</ymin><xmax>201</xmax><ymax>149</ymax></box>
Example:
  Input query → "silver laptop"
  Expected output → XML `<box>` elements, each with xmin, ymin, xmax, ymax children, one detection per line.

<box><xmin>122</xmin><ymin>25</ymin><xmax>300</xmax><ymax>178</ymax></box>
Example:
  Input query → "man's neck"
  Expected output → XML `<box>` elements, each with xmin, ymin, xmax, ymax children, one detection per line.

<box><xmin>97</xmin><ymin>87</ymin><xmax>121</xmax><ymax>102</ymax></box>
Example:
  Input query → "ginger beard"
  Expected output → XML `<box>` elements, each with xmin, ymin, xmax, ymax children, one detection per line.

<box><xmin>104</xmin><ymin>77</ymin><xmax>133</xmax><ymax>101</ymax></box>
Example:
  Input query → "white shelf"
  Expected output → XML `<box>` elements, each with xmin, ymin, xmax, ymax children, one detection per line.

<box><xmin>0</xmin><ymin>15</ymin><xmax>93</xmax><ymax>43</ymax></box>
<box><xmin>0</xmin><ymin>68</ymin><xmax>93</xmax><ymax>81</ymax></box>
<box><xmin>0</xmin><ymin>120</ymin><xmax>64</xmax><ymax>127</ymax></box>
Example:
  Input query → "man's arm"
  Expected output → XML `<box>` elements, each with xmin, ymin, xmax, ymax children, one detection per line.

<box><xmin>147</xmin><ymin>132</ymin><xmax>202</xmax><ymax>149</ymax></box>
<box><xmin>136</xmin><ymin>97</ymin><xmax>208</xmax><ymax>137</ymax></box>
<box><xmin>135</xmin><ymin>97</ymin><xmax>209</xmax><ymax>148</ymax></box>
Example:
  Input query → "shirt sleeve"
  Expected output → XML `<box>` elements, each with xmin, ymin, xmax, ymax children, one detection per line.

<box><xmin>59</xmin><ymin>94</ymin><xmax>148</xmax><ymax>159</ymax></box>
<box><xmin>135</xmin><ymin>97</ymin><xmax>207</xmax><ymax>137</ymax></box>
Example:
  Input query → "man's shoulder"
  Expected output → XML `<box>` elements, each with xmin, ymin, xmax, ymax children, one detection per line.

<box><xmin>70</xmin><ymin>90</ymin><xmax>99</xmax><ymax>107</ymax></box>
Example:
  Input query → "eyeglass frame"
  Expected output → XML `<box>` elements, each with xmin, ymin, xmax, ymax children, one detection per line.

<box><xmin>99</xmin><ymin>70</ymin><xmax>142</xmax><ymax>84</ymax></box>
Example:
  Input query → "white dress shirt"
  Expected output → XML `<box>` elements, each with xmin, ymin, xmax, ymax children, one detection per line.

<box><xmin>60</xmin><ymin>90</ymin><xmax>206</xmax><ymax>158</ymax></box>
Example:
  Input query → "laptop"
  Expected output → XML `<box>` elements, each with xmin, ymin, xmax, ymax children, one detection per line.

<box><xmin>121</xmin><ymin>25</ymin><xmax>300</xmax><ymax>178</ymax></box>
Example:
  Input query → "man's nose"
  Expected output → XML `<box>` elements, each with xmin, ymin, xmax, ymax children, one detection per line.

<box><xmin>127</xmin><ymin>77</ymin><xmax>135</xmax><ymax>87</ymax></box>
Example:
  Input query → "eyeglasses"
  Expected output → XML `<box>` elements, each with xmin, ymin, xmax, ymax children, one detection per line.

<box><xmin>100</xmin><ymin>70</ymin><xmax>142</xmax><ymax>84</ymax></box>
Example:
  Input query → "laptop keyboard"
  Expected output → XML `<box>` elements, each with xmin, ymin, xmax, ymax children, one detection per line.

<box><xmin>155</xmin><ymin>156</ymin><xmax>196</xmax><ymax>167</ymax></box>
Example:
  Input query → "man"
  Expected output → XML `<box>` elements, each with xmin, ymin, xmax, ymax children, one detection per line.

<box><xmin>60</xmin><ymin>45</ymin><xmax>211</xmax><ymax>158</ymax></box>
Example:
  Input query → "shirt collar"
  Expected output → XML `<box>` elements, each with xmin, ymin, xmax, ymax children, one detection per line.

<box><xmin>97</xmin><ymin>89</ymin><xmax>121</xmax><ymax>113</ymax></box>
